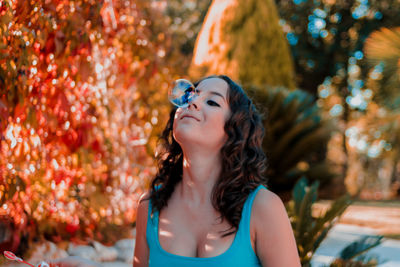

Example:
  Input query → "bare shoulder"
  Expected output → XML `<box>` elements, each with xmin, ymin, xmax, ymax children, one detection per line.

<box><xmin>251</xmin><ymin>188</ymin><xmax>301</xmax><ymax>266</ymax></box>
<box><xmin>134</xmin><ymin>191</ymin><xmax>151</xmax><ymax>266</ymax></box>
<box><xmin>137</xmin><ymin>191</ymin><xmax>151</xmax><ymax>217</ymax></box>
<box><xmin>252</xmin><ymin>187</ymin><xmax>286</xmax><ymax>216</ymax></box>
<box><xmin>135</xmin><ymin>192</ymin><xmax>151</xmax><ymax>242</ymax></box>
<box><xmin>139</xmin><ymin>191</ymin><xmax>151</xmax><ymax>203</ymax></box>
<box><xmin>135</xmin><ymin>191</ymin><xmax>151</xmax><ymax>231</ymax></box>
<box><xmin>251</xmin><ymin>187</ymin><xmax>290</xmax><ymax>230</ymax></box>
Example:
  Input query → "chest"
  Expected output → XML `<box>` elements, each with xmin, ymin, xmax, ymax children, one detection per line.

<box><xmin>157</xmin><ymin>201</ymin><xmax>256</xmax><ymax>258</ymax></box>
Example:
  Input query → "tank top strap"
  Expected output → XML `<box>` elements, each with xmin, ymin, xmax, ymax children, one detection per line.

<box><xmin>237</xmin><ymin>184</ymin><xmax>267</xmax><ymax>240</ymax></box>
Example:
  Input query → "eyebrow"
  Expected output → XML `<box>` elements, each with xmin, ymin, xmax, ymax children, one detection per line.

<box><xmin>196</xmin><ymin>89</ymin><xmax>226</xmax><ymax>102</ymax></box>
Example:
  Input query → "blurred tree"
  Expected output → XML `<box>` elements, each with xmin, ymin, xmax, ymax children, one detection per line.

<box><xmin>363</xmin><ymin>27</ymin><xmax>400</xmax><ymax>196</ymax></box>
<box><xmin>161</xmin><ymin>0</ymin><xmax>212</xmax><ymax>73</ymax></box>
<box><xmin>189</xmin><ymin>0</ymin><xmax>295</xmax><ymax>89</ymax></box>
<box><xmin>333</xmin><ymin>101</ymin><xmax>399</xmax><ymax>198</ymax></box>
<box><xmin>275</xmin><ymin>0</ymin><xmax>400</xmax><ymax>193</ymax></box>
<box><xmin>0</xmin><ymin>0</ymin><xmax>174</xmax><ymax>254</ymax></box>
<box><xmin>276</xmin><ymin>0</ymin><xmax>400</xmax><ymax>95</ymax></box>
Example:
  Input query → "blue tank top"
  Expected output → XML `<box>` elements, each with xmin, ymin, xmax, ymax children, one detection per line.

<box><xmin>146</xmin><ymin>185</ymin><xmax>265</xmax><ymax>266</ymax></box>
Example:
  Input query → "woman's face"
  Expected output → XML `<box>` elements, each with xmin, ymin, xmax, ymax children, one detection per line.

<box><xmin>173</xmin><ymin>77</ymin><xmax>231</xmax><ymax>152</ymax></box>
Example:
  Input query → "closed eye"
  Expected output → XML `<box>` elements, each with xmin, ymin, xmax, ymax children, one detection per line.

<box><xmin>207</xmin><ymin>100</ymin><xmax>220</xmax><ymax>107</ymax></box>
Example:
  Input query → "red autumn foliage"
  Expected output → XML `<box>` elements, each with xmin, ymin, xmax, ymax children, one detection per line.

<box><xmin>0</xmin><ymin>0</ymin><xmax>175</xmax><ymax>257</ymax></box>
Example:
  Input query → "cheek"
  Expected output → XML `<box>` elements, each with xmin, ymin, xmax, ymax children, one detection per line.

<box><xmin>172</xmin><ymin>109</ymin><xmax>182</xmax><ymax>129</ymax></box>
<box><xmin>172</xmin><ymin>117</ymin><xmax>184</xmax><ymax>137</ymax></box>
<box><xmin>207</xmin><ymin>115</ymin><xmax>227</xmax><ymax>137</ymax></box>
<box><xmin>212</xmin><ymin>116</ymin><xmax>228</xmax><ymax>148</ymax></box>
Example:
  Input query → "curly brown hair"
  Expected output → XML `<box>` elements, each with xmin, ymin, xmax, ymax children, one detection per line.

<box><xmin>147</xmin><ymin>75</ymin><xmax>267</xmax><ymax>236</ymax></box>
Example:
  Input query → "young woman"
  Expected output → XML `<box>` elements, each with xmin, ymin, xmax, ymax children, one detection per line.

<box><xmin>134</xmin><ymin>75</ymin><xmax>301</xmax><ymax>266</ymax></box>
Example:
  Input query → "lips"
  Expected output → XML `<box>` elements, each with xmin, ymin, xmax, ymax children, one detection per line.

<box><xmin>180</xmin><ymin>114</ymin><xmax>200</xmax><ymax>121</ymax></box>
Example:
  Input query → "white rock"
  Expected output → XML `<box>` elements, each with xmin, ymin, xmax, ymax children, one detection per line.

<box><xmin>92</xmin><ymin>241</ymin><xmax>118</xmax><ymax>262</ymax></box>
<box><xmin>114</xmin><ymin>238</ymin><xmax>135</xmax><ymax>250</ymax></box>
<box><xmin>116</xmin><ymin>247</ymin><xmax>134</xmax><ymax>264</ymax></box>
<box><xmin>114</xmin><ymin>238</ymin><xmax>135</xmax><ymax>263</ymax></box>
<box><xmin>28</xmin><ymin>241</ymin><xmax>69</xmax><ymax>264</ymax></box>
<box><xmin>101</xmin><ymin>261</ymin><xmax>132</xmax><ymax>267</ymax></box>
<box><xmin>67</xmin><ymin>243</ymin><xmax>97</xmax><ymax>261</ymax></box>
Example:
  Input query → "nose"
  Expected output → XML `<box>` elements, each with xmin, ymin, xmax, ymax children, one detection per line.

<box><xmin>188</xmin><ymin>102</ymin><xmax>198</xmax><ymax>110</ymax></box>
<box><xmin>187</xmin><ymin>93</ymin><xmax>201</xmax><ymax>110</ymax></box>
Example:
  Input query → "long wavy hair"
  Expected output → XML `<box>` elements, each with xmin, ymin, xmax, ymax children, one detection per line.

<box><xmin>147</xmin><ymin>75</ymin><xmax>267</xmax><ymax>236</ymax></box>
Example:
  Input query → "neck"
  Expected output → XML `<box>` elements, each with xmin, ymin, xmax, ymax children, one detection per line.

<box><xmin>177</xmin><ymin>149</ymin><xmax>222</xmax><ymax>207</ymax></box>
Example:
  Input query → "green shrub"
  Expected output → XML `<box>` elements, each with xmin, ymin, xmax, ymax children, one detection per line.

<box><xmin>247</xmin><ymin>86</ymin><xmax>336</xmax><ymax>196</ymax></box>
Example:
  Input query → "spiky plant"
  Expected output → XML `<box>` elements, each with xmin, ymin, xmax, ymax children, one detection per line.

<box><xmin>329</xmin><ymin>235</ymin><xmax>385</xmax><ymax>267</ymax></box>
<box><xmin>286</xmin><ymin>177</ymin><xmax>352</xmax><ymax>266</ymax></box>
<box><xmin>247</xmin><ymin>86</ymin><xmax>336</xmax><ymax>197</ymax></box>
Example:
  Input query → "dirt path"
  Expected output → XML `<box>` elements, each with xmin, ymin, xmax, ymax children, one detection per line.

<box><xmin>314</xmin><ymin>202</ymin><xmax>400</xmax><ymax>236</ymax></box>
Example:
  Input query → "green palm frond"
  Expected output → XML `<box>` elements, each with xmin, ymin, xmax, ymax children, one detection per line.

<box><xmin>364</xmin><ymin>27</ymin><xmax>400</xmax><ymax>61</ymax></box>
<box><xmin>293</xmin><ymin>177</ymin><xmax>310</xmax><ymax>212</ymax></box>
<box><xmin>339</xmin><ymin>235</ymin><xmax>384</xmax><ymax>261</ymax></box>
<box><xmin>287</xmin><ymin>178</ymin><xmax>352</xmax><ymax>266</ymax></box>
<box><xmin>329</xmin><ymin>235</ymin><xmax>385</xmax><ymax>267</ymax></box>
<box><xmin>311</xmin><ymin>194</ymin><xmax>352</xmax><ymax>251</ymax></box>
<box><xmin>364</xmin><ymin>27</ymin><xmax>400</xmax><ymax>110</ymax></box>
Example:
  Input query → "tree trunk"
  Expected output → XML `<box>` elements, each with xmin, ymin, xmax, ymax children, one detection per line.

<box><xmin>336</xmin><ymin>68</ymin><xmax>350</xmax><ymax>196</ymax></box>
<box><xmin>390</xmin><ymin>150</ymin><xmax>400</xmax><ymax>197</ymax></box>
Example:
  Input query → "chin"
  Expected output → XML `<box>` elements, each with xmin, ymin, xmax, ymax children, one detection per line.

<box><xmin>173</xmin><ymin>131</ymin><xmax>193</xmax><ymax>145</ymax></box>
<box><xmin>172</xmin><ymin>127</ymin><xmax>190</xmax><ymax>144</ymax></box>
